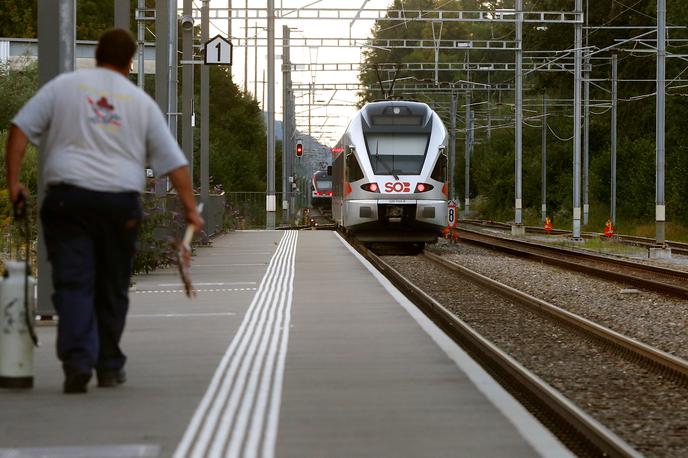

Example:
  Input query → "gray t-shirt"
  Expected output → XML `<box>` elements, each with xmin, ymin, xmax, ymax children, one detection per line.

<box><xmin>12</xmin><ymin>67</ymin><xmax>187</xmax><ymax>193</ymax></box>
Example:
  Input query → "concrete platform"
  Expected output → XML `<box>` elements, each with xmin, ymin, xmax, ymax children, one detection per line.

<box><xmin>0</xmin><ymin>230</ymin><xmax>572</xmax><ymax>458</ymax></box>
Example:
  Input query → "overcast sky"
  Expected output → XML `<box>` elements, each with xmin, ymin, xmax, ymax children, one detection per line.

<box><xmin>201</xmin><ymin>0</ymin><xmax>393</xmax><ymax>145</ymax></box>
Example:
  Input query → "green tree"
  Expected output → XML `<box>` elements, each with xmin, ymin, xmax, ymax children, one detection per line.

<box><xmin>359</xmin><ymin>0</ymin><xmax>688</xmax><ymax>228</ymax></box>
<box><xmin>1</xmin><ymin>0</ymin><xmax>144</xmax><ymax>39</ymax></box>
<box><xmin>0</xmin><ymin>62</ymin><xmax>38</xmax><ymax>129</ymax></box>
<box><xmin>195</xmin><ymin>66</ymin><xmax>267</xmax><ymax>193</ymax></box>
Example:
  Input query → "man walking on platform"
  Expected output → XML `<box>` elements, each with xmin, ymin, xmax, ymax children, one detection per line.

<box><xmin>4</xmin><ymin>28</ymin><xmax>203</xmax><ymax>394</ymax></box>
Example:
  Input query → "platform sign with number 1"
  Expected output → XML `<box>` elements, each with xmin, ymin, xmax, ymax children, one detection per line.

<box><xmin>204</xmin><ymin>35</ymin><xmax>233</xmax><ymax>65</ymax></box>
<box><xmin>447</xmin><ymin>200</ymin><xmax>458</xmax><ymax>228</ymax></box>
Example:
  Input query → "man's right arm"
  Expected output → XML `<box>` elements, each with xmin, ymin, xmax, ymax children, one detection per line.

<box><xmin>5</xmin><ymin>125</ymin><xmax>29</xmax><ymax>204</ymax></box>
<box><xmin>6</xmin><ymin>78</ymin><xmax>55</xmax><ymax>204</ymax></box>
<box><xmin>167</xmin><ymin>165</ymin><xmax>204</xmax><ymax>233</ymax></box>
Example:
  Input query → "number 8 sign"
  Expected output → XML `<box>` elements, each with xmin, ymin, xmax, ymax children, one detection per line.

<box><xmin>447</xmin><ymin>200</ymin><xmax>457</xmax><ymax>228</ymax></box>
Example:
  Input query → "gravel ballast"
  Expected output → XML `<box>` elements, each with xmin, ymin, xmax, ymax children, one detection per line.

<box><xmin>430</xmin><ymin>239</ymin><xmax>688</xmax><ymax>360</ymax></box>
<box><xmin>383</xmin><ymin>241</ymin><xmax>688</xmax><ymax>457</ymax></box>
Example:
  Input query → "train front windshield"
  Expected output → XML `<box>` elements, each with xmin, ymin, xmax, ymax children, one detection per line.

<box><xmin>316</xmin><ymin>178</ymin><xmax>332</xmax><ymax>191</ymax></box>
<box><xmin>364</xmin><ymin>133</ymin><xmax>429</xmax><ymax>176</ymax></box>
<box><xmin>314</xmin><ymin>172</ymin><xmax>332</xmax><ymax>193</ymax></box>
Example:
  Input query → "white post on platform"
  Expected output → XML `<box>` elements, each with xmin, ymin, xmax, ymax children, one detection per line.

<box><xmin>266</xmin><ymin>0</ymin><xmax>276</xmax><ymax>228</ymax></box>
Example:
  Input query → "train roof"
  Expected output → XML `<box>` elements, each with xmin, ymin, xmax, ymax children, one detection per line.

<box><xmin>359</xmin><ymin>100</ymin><xmax>434</xmax><ymax>132</ymax></box>
<box><xmin>312</xmin><ymin>170</ymin><xmax>330</xmax><ymax>178</ymax></box>
<box><xmin>361</xmin><ymin>100</ymin><xmax>431</xmax><ymax>117</ymax></box>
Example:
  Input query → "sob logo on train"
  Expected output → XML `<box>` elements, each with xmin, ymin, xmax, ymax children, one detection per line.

<box><xmin>384</xmin><ymin>182</ymin><xmax>412</xmax><ymax>193</ymax></box>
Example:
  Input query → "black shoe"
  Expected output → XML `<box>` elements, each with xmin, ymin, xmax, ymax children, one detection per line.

<box><xmin>97</xmin><ymin>368</ymin><xmax>126</xmax><ymax>388</ymax></box>
<box><xmin>63</xmin><ymin>371</ymin><xmax>92</xmax><ymax>394</ymax></box>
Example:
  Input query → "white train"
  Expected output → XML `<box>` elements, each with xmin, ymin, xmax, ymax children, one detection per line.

<box><xmin>310</xmin><ymin>170</ymin><xmax>333</xmax><ymax>209</ymax></box>
<box><xmin>330</xmin><ymin>101</ymin><xmax>448</xmax><ymax>243</ymax></box>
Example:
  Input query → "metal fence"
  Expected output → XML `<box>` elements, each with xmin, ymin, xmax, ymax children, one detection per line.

<box><xmin>226</xmin><ymin>192</ymin><xmax>308</xmax><ymax>229</ymax></box>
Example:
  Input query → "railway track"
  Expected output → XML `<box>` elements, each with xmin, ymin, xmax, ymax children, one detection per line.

<box><xmin>456</xmin><ymin>227</ymin><xmax>688</xmax><ymax>300</ymax></box>
<box><xmin>277</xmin><ymin>208</ymin><xmax>335</xmax><ymax>231</ymax></box>
<box><xmin>350</xmin><ymin>238</ymin><xmax>688</xmax><ymax>457</ymax></box>
<box><xmin>306</xmin><ymin>208</ymin><xmax>336</xmax><ymax>230</ymax></box>
<box><xmin>461</xmin><ymin>219</ymin><xmax>688</xmax><ymax>256</ymax></box>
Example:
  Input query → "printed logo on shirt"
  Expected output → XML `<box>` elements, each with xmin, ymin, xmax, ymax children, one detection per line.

<box><xmin>87</xmin><ymin>96</ymin><xmax>121</xmax><ymax>132</ymax></box>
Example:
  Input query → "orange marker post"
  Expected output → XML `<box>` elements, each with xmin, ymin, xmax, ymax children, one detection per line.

<box><xmin>604</xmin><ymin>219</ymin><xmax>615</xmax><ymax>238</ymax></box>
<box><xmin>451</xmin><ymin>229</ymin><xmax>460</xmax><ymax>242</ymax></box>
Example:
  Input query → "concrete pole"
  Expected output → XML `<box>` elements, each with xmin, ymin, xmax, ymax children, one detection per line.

<box><xmin>227</xmin><ymin>0</ymin><xmax>232</xmax><ymax>80</ymax></box>
<box><xmin>254</xmin><ymin>29</ymin><xmax>258</xmax><ymax>98</ymax></box>
<box><xmin>38</xmin><ymin>0</ymin><xmax>74</xmax><ymax>82</ymax></box>
<box><xmin>449</xmin><ymin>91</ymin><xmax>457</xmax><ymax>202</ymax></box>
<box><xmin>282</xmin><ymin>25</ymin><xmax>291</xmax><ymax>223</ymax></box>
<box><xmin>114</xmin><ymin>0</ymin><xmax>129</xmax><ymax>29</ymax></box>
<box><xmin>182</xmin><ymin>0</ymin><xmax>194</xmax><ymax>184</ymax></box>
<box><xmin>583</xmin><ymin>56</ymin><xmax>590</xmax><ymax>226</ymax></box>
<box><xmin>137</xmin><ymin>0</ymin><xmax>145</xmax><ymax>88</ymax></box>
<box><xmin>541</xmin><ymin>92</ymin><xmax>547</xmax><ymax>223</ymax></box>
<box><xmin>514</xmin><ymin>0</ymin><xmax>523</xmax><ymax>230</ymax></box>
<box><xmin>168</xmin><ymin>0</ymin><xmax>178</xmax><ymax>143</ymax></box>
<box><xmin>583</xmin><ymin>0</ymin><xmax>590</xmax><ymax>226</ymax></box>
<box><xmin>155</xmin><ymin>0</ymin><xmax>169</xmax><ymax>121</ymax></box>
<box><xmin>308</xmin><ymin>82</ymin><xmax>312</xmax><ymax>147</ymax></box>
<box><xmin>228</xmin><ymin>0</ymin><xmax>232</xmax><ymax>38</ymax></box>
<box><xmin>573</xmin><ymin>0</ymin><xmax>583</xmax><ymax>239</ymax></box>
<box><xmin>290</xmin><ymin>92</ymin><xmax>296</xmax><ymax>218</ymax></box>
<box><xmin>611</xmin><ymin>54</ymin><xmax>617</xmax><ymax>225</ymax></box>
<box><xmin>244</xmin><ymin>1</ymin><xmax>248</xmax><ymax>93</ymax></box>
<box><xmin>432</xmin><ymin>21</ymin><xmax>442</xmax><ymax>85</ymax></box>
<box><xmin>201</xmin><ymin>0</ymin><xmax>210</xmax><ymax>206</ymax></box>
<box><xmin>464</xmin><ymin>92</ymin><xmax>472</xmax><ymax>216</ymax></box>
<box><xmin>487</xmin><ymin>72</ymin><xmax>492</xmax><ymax>140</ymax></box>
<box><xmin>266</xmin><ymin>0</ymin><xmax>276</xmax><ymax>228</ymax></box>
<box><xmin>155</xmin><ymin>0</ymin><xmax>170</xmax><ymax>198</ymax></box>
<box><xmin>656</xmin><ymin>0</ymin><xmax>667</xmax><ymax>245</ymax></box>
<box><xmin>36</xmin><ymin>0</ymin><xmax>75</xmax><ymax>317</ymax></box>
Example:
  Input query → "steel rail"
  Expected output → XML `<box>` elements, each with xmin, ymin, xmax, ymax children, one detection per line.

<box><xmin>352</xmin><ymin>241</ymin><xmax>641</xmax><ymax>458</ymax></box>
<box><xmin>458</xmin><ymin>222</ymin><xmax>688</xmax><ymax>276</ymax></box>
<box><xmin>460</xmin><ymin>219</ymin><xmax>688</xmax><ymax>257</ymax></box>
<box><xmin>424</xmin><ymin>250</ymin><xmax>688</xmax><ymax>381</ymax></box>
<box><xmin>456</xmin><ymin>228</ymin><xmax>688</xmax><ymax>299</ymax></box>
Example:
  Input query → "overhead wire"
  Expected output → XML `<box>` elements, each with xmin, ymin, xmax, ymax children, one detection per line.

<box><xmin>587</xmin><ymin>0</ymin><xmax>646</xmax><ymax>38</ymax></box>
<box><xmin>547</xmin><ymin>123</ymin><xmax>574</xmax><ymax>142</ymax></box>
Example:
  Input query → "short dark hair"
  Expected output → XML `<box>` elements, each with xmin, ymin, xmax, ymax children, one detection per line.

<box><xmin>95</xmin><ymin>28</ymin><xmax>137</xmax><ymax>68</ymax></box>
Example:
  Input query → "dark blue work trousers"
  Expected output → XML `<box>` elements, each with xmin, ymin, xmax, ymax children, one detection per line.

<box><xmin>40</xmin><ymin>184</ymin><xmax>142</xmax><ymax>375</ymax></box>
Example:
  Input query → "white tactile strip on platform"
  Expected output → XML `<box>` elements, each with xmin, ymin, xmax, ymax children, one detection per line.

<box><xmin>0</xmin><ymin>444</ymin><xmax>160</xmax><ymax>458</ymax></box>
<box><xmin>173</xmin><ymin>230</ymin><xmax>297</xmax><ymax>458</ymax></box>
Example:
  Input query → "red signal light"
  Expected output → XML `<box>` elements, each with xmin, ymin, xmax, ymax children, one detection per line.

<box><xmin>296</xmin><ymin>142</ymin><xmax>303</xmax><ymax>157</ymax></box>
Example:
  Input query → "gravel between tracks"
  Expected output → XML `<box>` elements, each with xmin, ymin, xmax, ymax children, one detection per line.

<box><xmin>384</xmin><ymin>244</ymin><xmax>688</xmax><ymax>457</ymax></box>
<box><xmin>430</xmin><ymin>239</ymin><xmax>688</xmax><ymax>361</ymax></box>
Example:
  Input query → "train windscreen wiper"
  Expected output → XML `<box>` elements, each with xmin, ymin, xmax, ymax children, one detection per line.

<box><xmin>375</xmin><ymin>141</ymin><xmax>399</xmax><ymax>180</ymax></box>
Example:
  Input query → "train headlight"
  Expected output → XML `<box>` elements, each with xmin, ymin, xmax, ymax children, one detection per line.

<box><xmin>360</xmin><ymin>183</ymin><xmax>380</xmax><ymax>193</ymax></box>
<box><xmin>414</xmin><ymin>183</ymin><xmax>434</xmax><ymax>193</ymax></box>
